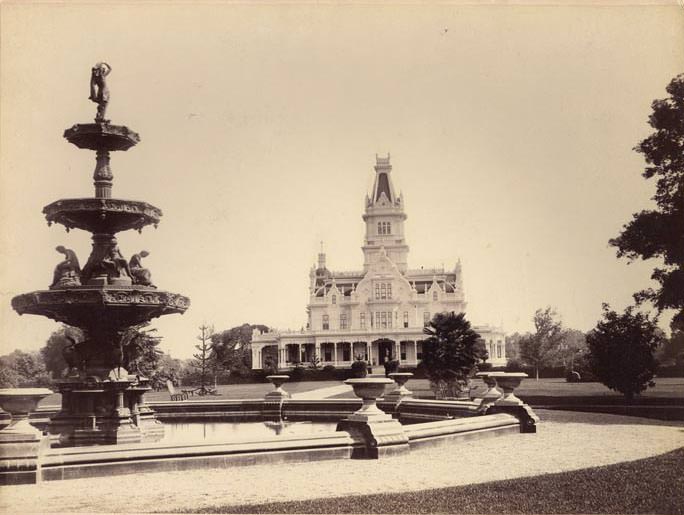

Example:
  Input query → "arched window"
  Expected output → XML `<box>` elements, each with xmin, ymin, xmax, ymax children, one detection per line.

<box><xmin>322</xmin><ymin>315</ymin><xmax>329</xmax><ymax>330</ymax></box>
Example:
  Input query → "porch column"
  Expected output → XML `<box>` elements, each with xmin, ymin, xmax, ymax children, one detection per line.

<box><xmin>414</xmin><ymin>341</ymin><xmax>418</xmax><ymax>364</ymax></box>
<box><xmin>298</xmin><ymin>343</ymin><xmax>302</xmax><ymax>363</ymax></box>
<box><xmin>394</xmin><ymin>341</ymin><xmax>400</xmax><ymax>362</ymax></box>
<box><xmin>251</xmin><ymin>346</ymin><xmax>259</xmax><ymax>370</ymax></box>
<box><xmin>334</xmin><ymin>342</ymin><xmax>338</xmax><ymax>365</ymax></box>
<box><xmin>315</xmin><ymin>342</ymin><xmax>321</xmax><ymax>363</ymax></box>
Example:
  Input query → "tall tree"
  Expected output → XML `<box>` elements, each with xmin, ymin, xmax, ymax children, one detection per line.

<box><xmin>40</xmin><ymin>325</ymin><xmax>84</xmax><ymax>379</ymax></box>
<box><xmin>421</xmin><ymin>312</ymin><xmax>485</xmax><ymax>399</ymax></box>
<box><xmin>586</xmin><ymin>304</ymin><xmax>662</xmax><ymax>401</ymax></box>
<box><xmin>211</xmin><ymin>323</ymin><xmax>268</xmax><ymax>374</ymax></box>
<box><xmin>121</xmin><ymin>323</ymin><xmax>163</xmax><ymax>378</ymax></box>
<box><xmin>504</xmin><ymin>332</ymin><xmax>524</xmax><ymax>361</ymax></box>
<box><xmin>192</xmin><ymin>325</ymin><xmax>215</xmax><ymax>391</ymax></box>
<box><xmin>558</xmin><ymin>329</ymin><xmax>588</xmax><ymax>372</ymax></box>
<box><xmin>518</xmin><ymin>307</ymin><xmax>564</xmax><ymax>380</ymax></box>
<box><xmin>0</xmin><ymin>350</ymin><xmax>50</xmax><ymax>387</ymax></box>
<box><xmin>656</xmin><ymin>330</ymin><xmax>684</xmax><ymax>366</ymax></box>
<box><xmin>609</xmin><ymin>74</ymin><xmax>684</xmax><ymax>331</ymax></box>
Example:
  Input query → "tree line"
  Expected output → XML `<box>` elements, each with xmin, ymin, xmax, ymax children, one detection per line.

<box><xmin>421</xmin><ymin>73</ymin><xmax>684</xmax><ymax>401</ymax></box>
<box><xmin>0</xmin><ymin>322</ymin><xmax>269</xmax><ymax>391</ymax></box>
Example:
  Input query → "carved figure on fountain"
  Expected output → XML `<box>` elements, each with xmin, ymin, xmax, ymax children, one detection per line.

<box><xmin>81</xmin><ymin>242</ymin><xmax>132</xmax><ymax>286</ymax></box>
<box><xmin>50</xmin><ymin>246</ymin><xmax>81</xmax><ymax>289</ymax></box>
<box><xmin>129</xmin><ymin>251</ymin><xmax>155</xmax><ymax>287</ymax></box>
<box><xmin>62</xmin><ymin>335</ymin><xmax>87</xmax><ymax>378</ymax></box>
<box><xmin>89</xmin><ymin>62</ymin><xmax>111</xmax><ymax>123</ymax></box>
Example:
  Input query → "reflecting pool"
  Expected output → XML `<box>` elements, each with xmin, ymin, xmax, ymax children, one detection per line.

<box><xmin>161</xmin><ymin>420</ymin><xmax>339</xmax><ymax>444</ymax></box>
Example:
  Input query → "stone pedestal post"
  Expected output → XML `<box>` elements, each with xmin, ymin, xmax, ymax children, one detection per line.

<box><xmin>484</xmin><ymin>373</ymin><xmax>540</xmax><ymax>433</ymax></box>
<box><xmin>336</xmin><ymin>378</ymin><xmax>408</xmax><ymax>459</ymax></box>
<box><xmin>0</xmin><ymin>388</ymin><xmax>52</xmax><ymax>485</ymax></box>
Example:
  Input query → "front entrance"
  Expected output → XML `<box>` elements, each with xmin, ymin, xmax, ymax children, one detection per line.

<box><xmin>373</xmin><ymin>338</ymin><xmax>395</xmax><ymax>365</ymax></box>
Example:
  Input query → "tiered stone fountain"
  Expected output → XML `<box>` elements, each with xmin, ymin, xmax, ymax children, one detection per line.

<box><xmin>11</xmin><ymin>63</ymin><xmax>190</xmax><ymax>446</ymax></box>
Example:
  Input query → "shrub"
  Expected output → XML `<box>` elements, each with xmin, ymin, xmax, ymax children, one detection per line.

<box><xmin>289</xmin><ymin>364</ymin><xmax>305</xmax><ymax>382</ymax></box>
<box><xmin>477</xmin><ymin>362</ymin><xmax>493</xmax><ymax>373</ymax></box>
<box><xmin>351</xmin><ymin>359</ymin><xmax>368</xmax><ymax>378</ymax></box>
<box><xmin>421</xmin><ymin>312</ymin><xmax>486</xmax><ymax>399</ymax></box>
<box><xmin>384</xmin><ymin>359</ymin><xmax>399</xmax><ymax>377</ymax></box>
<box><xmin>566</xmin><ymin>370</ymin><xmax>581</xmax><ymax>383</ymax></box>
<box><xmin>587</xmin><ymin>304</ymin><xmax>662</xmax><ymax>401</ymax></box>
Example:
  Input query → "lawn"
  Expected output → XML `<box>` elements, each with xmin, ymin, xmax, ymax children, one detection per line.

<box><xmin>38</xmin><ymin>376</ymin><xmax>684</xmax><ymax>408</ymax></box>
<box><xmin>37</xmin><ymin>380</ymin><xmax>337</xmax><ymax>407</ymax></box>
<box><xmin>329</xmin><ymin>377</ymin><xmax>684</xmax><ymax>402</ymax></box>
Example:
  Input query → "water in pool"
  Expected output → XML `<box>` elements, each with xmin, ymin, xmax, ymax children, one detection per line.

<box><xmin>161</xmin><ymin>420</ymin><xmax>338</xmax><ymax>444</ymax></box>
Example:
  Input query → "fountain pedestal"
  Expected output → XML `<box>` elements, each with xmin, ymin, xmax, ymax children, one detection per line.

<box><xmin>0</xmin><ymin>388</ymin><xmax>52</xmax><ymax>485</ymax></box>
<box><xmin>336</xmin><ymin>378</ymin><xmax>408</xmax><ymax>459</ymax></box>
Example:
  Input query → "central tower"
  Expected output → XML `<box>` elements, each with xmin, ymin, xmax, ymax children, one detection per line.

<box><xmin>361</xmin><ymin>154</ymin><xmax>409</xmax><ymax>273</ymax></box>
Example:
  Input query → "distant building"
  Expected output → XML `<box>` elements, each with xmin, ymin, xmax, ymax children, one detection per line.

<box><xmin>251</xmin><ymin>155</ymin><xmax>506</xmax><ymax>369</ymax></box>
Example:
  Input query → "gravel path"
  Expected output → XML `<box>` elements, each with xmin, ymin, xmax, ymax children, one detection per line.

<box><xmin>1</xmin><ymin>410</ymin><xmax>683</xmax><ymax>514</ymax></box>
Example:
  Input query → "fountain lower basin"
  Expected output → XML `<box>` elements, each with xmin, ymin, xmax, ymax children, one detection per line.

<box><xmin>10</xmin><ymin>395</ymin><xmax>530</xmax><ymax>483</ymax></box>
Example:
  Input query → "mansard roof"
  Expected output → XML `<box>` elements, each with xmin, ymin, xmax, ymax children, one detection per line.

<box><xmin>313</xmin><ymin>266</ymin><xmax>460</xmax><ymax>297</ymax></box>
<box><xmin>368</xmin><ymin>154</ymin><xmax>400</xmax><ymax>207</ymax></box>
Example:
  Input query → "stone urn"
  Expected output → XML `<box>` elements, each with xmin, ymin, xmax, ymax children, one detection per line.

<box><xmin>0</xmin><ymin>388</ymin><xmax>53</xmax><ymax>438</ymax></box>
<box><xmin>344</xmin><ymin>378</ymin><xmax>393</xmax><ymax>422</ymax></box>
<box><xmin>385</xmin><ymin>372</ymin><xmax>413</xmax><ymax>400</ymax></box>
<box><xmin>474</xmin><ymin>372</ymin><xmax>503</xmax><ymax>403</ymax></box>
<box><xmin>265</xmin><ymin>375</ymin><xmax>291</xmax><ymax>399</ymax></box>
<box><xmin>487</xmin><ymin>372</ymin><xmax>528</xmax><ymax>406</ymax></box>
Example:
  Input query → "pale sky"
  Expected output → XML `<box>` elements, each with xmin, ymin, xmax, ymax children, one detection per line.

<box><xmin>1</xmin><ymin>2</ymin><xmax>682</xmax><ymax>359</ymax></box>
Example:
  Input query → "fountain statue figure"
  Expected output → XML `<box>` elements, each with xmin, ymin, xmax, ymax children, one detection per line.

<box><xmin>89</xmin><ymin>62</ymin><xmax>112</xmax><ymax>123</ymax></box>
<box><xmin>129</xmin><ymin>250</ymin><xmax>155</xmax><ymax>287</ymax></box>
<box><xmin>50</xmin><ymin>246</ymin><xmax>81</xmax><ymax>289</ymax></box>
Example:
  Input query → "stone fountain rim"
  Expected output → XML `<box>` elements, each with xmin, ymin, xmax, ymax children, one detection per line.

<box><xmin>0</xmin><ymin>388</ymin><xmax>54</xmax><ymax>397</ymax></box>
<box><xmin>344</xmin><ymin>378</ymin><xmax>394</xmax><ymax>385</ymax></box>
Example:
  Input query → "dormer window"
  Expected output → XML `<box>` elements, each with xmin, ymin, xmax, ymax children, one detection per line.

<box><xmin>433</xmin><ymin>291</ymin><xmax>438</xmax><ymax>301</ymax></box>
<box><xmin>332</xmin><ymin>294</ymin><xmax>337</xmax><ymax>305</ymax></box>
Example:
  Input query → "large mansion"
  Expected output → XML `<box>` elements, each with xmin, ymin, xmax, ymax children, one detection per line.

<box><xmin>251</xmin><ymin>155</ymin><xmax>506</xmax><ymax>370</ymax></box>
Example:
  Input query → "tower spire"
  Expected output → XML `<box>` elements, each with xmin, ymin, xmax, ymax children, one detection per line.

<box><xmin>362</xmin><ymin>154</ymin><xmax>409</xmax><ymax>273</ymax></box>
<box><xmin>371</xmin><ymin>153</ymin><xmax>397</xmax><ymax>205</ymax></box>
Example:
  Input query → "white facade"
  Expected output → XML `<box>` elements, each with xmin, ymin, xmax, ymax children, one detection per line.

<box><xmin>251</xmin><ymin>155</ymin><xmax>506</xmax><ymax>369</ymax></box>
